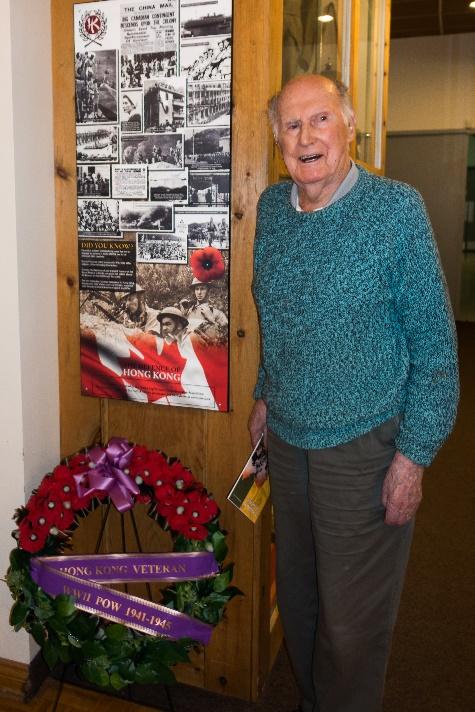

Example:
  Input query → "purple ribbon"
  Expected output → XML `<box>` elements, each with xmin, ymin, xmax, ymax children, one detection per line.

<box><xmin>74</xmin><ymin>438</ymin><xmax>139</xmax><ymax>513</ymax></box>
<box><xmin>33</xmin><ymin>552</ymin><xmax>219</xmax><ymax>583</ymax></box>
<box><xmin>30</xmin><ymin>556</ymin><xmax>215</xmax><ymax>644</ymax></box>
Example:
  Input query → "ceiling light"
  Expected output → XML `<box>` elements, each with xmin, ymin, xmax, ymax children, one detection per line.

<box><xmin>318</xmin><ymin>14</ymin><xmax>334</xmax><ymax>22</ymax></box>
<box><xmin>470</xmin><ymin>1</ymin><xmax>475</xmax><ymax>8</ymax></box>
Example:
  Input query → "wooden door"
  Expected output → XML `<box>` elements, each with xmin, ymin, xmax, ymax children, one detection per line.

<box><xmin>52</xmin><ymin>0</ymin><xmax>281</xmax><ymax>700</ymax></box>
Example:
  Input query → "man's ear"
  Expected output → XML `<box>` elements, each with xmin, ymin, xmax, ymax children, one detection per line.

<box><xmin>347</xmin><ymin>113</ymin><xmax>356</xmax><ymax>141</ymax></box>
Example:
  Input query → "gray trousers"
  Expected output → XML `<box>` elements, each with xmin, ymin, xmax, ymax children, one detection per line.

<box><xmin>268</xmin><ymin>417</ymin><xmax>414</xmax><ymax>712</ymax></box>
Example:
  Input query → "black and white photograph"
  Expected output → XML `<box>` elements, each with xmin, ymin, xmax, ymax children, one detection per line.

<box><xmin>120</xmin><ymin>51</ymin><xmax>177</xmax><ymax>88</ymax></box>
<box><xmin>75</xmin><ymin>50</ymin><xmax>118</xmax><ymax>123</ymax></box>
<box><xmin>184</xmin><ymin>127</ymin><xmax>230</xmax><ymax>169</ymax></box>
<box><xmin>120</xmin><ymin>2</ymin><xmax>178</xmax><ymax>55</ymax></box>
<box><xmin>189</xmin><ymin>170</ymin><xmax>229</xmax><ymax>206</ymax></box>
<box><xmin>187</xmin><ymin>81</ymin><xmax>231</xmax><ymax>126</ymax></box>
<box><xmin>149</xmin><ymin>170</ymin><xmax>188</xmax><ymax>203</ymax></box>
<box><xmin>181</xmin><ymin>36</ymin><xmax>231</xmax><ymax>81</ymax></box>
<box><xmin>175</xmin><ymin>208</ymin><xmax>229</xmax><ymax>248</ymax></box>
<box><xmin>121</xmin><ymin>91</ymin><xmax>143</xmax><ymax>133</ymax></box>
<box><xmin>143</xmin><ymin>78</ymin><xmax>186</xmax><ymax>133</ymax></box>
<box><xmin>77</xmin><ymin>125</ymin><xmax>119</xmax><ymax>163</ymax></box>
<box><xmin>112</xmin><ymin>165</ymin><xmax>148</xmax><ymax>199</ymax></box>
<box><xmin>121</xmin><ymin>133</ymin><xmax>183</xmax><ymax>168</ymax></box>
<box><xmin>120</xmin><ymin>202</ymin><xmax>174</xmax><ymax>232</ymax></box>
<box><xmin>137</xmin><ymin>232</ymin><xmax>187</xmax><ymax>264</ymax></box>
<box><xmin>77</xmin><ymin>165</ymin><xmax>111</xmax><ymax>197</ymax></box>
<box><xmin>180</xmin><ymin>0</ymin><xmax>232</xmax><ymax>39</ymax></box>
<box><xmin>77</xmin><ymin>199</ymin><xmax>121</xmax><ymax>237</ymax></box>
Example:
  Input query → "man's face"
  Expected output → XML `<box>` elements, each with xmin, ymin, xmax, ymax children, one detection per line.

<box><xmin>126</xmin><ymin>295</ymin><xmax>139</xmax><ymax>314</ymax></box>
<box><xmin>161</xmin><ymin>316</ymin><xmax>179</xmax><ymax>337</ymax></box>
<box><xmin>276</xmin><ymin>76</ymin><xmax>355</xmax><ymax>191</ymax></box>
<box><xmin>194</xmin><ymin>285</ymin><xmax>208</xmax><ymax>303</ymax></box>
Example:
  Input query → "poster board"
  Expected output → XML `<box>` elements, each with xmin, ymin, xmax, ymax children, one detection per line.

<box><xmin>74</xmin><ymin>0</ymin><xmax>232</xmax><ymax>411</ymax></box>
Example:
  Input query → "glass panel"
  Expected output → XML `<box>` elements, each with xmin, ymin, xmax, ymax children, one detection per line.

<box><xmin>282</xmin><ymin>0</ymin><xmax>342</xmax><ymax>84</ymax></box>
<box><xmin>355</xmin><ymin>0</ymin><xmax>384</xmax><ymax>166</ymax></box>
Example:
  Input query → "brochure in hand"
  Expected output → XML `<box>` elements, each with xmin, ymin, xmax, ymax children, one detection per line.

<box><xmin>227</xmin><ymin>434</ymin><xmax>270</xmax><ymax>523</ymax></box>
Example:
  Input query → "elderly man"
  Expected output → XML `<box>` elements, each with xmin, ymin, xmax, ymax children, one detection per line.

<box><xmin>248</xmin><ymin>74</ymin><xmax>458</xmax><ymax>712</ymax></box>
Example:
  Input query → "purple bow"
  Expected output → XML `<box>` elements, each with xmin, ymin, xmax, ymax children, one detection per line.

<box><xmin>74</xmin><ymin>437</ymin><xmax>139</xmax><ymax>513</ymax></box>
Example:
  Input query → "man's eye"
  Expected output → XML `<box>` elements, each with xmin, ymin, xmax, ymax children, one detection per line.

<box><xmin>319</xmin><ymin>114</ymin><xmax>328</xmax><ymax>122</ymax></box>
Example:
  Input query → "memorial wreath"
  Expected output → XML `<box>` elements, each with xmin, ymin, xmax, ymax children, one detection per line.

<box><xmin>6</xmin><ymin>438</ymin><xmax>239</xmax><ymax>690</ymax></box>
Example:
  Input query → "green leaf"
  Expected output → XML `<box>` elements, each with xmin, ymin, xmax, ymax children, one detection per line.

<box><xmin>43</xmin><ymin>638</ymin><xmax>60</xmax><ymax>669</ymax></box>
<box><xmin>10</xmin><ymin>602</ymin><xmax>29</xmax><ymax>629</ymax></box>
<box><xmin>104</xmin><ymin>623</ymin><xmax>130</xmax><ymax>641</ymax></box>
<box><xmin>211</xmin><ymin>532</ymin><xmax>228</xmax><ymax>562</ymax></box>
<box><xmin>144</xmin><ymin>640</ymin><xmax>190</xmax><ymax>665</ymax></box>
<box><xmin>117</xmin><ymin>660</ymin><xmax>136</xmax><ymax>683</ymax></box>
<box><xmin>212</xmin><ymin>569</ymin><xmax>232</xmax><ymax>592</ymax></box>
<box><xmin>135</xmin><ymin>662</ymin><xmax>160</xmax><ymax>684</ymax></box>
<box><xmin>80</xmin><ymin>660</ymin><xmax>110</xmax><ymax>688</ymax></box>
<box><xmin>58</xmin><ymin>645</ymin><xmax>72</xmax><ymax>664</ymax></box>
<box><xmin>68</xmin><ymin>613</ymin><xmax>98</xmax><ymax>640</ymax></box>
<box><xmin>103</xmin><ymin>638</ymin><xmax>136</xmax><ymax>661</ymax></box>
<box><xmin>54</xmin><ymin>595</ymin><xmax>76</xmax><ymax>618</ymax></box>
<box><xmin>81</xmin><ymin>640</ymin><xmax>108</xmax><ymax>659</ymax></box>
<box><xmin>152</xmin><ymin>663</ymin><xmax>176</xmax><ymax>686</ymax></box>
<box><xmin>109</xmin><ymin>671</ymin><xmax>127</xmax><ymax>690</ymax></box>
<box><xmin>9</xmin><ymin>548</ymin><xmax>30</xmax><ymax>571</ymax></box>
<box><xmin>29</xmin><ymin>622</ymin><xmax>47</xmax><ymax>647</ymax></box>
<box><xmin>67</xmin><ymin>632</ymin><xmax>83</xmax><ymax>648</ymax></box>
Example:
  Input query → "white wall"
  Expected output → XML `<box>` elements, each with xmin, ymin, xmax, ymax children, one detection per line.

<box><xmin>0</xmin><ymin>0</ymin><xmax>59</xmax><ymax>664</ymax></box>
<box><xmin>388</xmin><ymin>33</ymin><xmax>475</xmax><ymax>132</ymax></box>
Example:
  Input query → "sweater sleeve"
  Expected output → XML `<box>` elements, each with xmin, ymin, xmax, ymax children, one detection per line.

<box><xmin>392</xmin><ymin>188</ymin><xmax>459</xmax><ymax>466</ymax></box>
<box><xmin>253</xmin><ymin>364</ymin><xmax>266</xmax><ymax>400</ymax></box>
<box><xmin>252</xmin><ymin>192</ymin><xmax>267</xmax><ymax>402</ymax></box>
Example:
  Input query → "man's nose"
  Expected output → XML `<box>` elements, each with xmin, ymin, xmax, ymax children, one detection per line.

<box><xmin>299</xmin><ymin>122</ymin><xmax>315</xmax><ymax>146</ymax></box>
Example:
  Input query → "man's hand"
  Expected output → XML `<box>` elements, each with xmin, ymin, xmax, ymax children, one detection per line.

<box><xmin>382</xmin><ymin>451</ymin><xmax>424</xmax><ymax>526</ymax></box>
<box><xmin>248</xmin><ymin>399</ymin><xmax>267</xmax><ymax>448</ymax></box>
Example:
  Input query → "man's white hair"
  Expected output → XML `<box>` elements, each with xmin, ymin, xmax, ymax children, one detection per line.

<box><xmin>268</xmin><ymin>76</ymin><xmax>355</xmax><ymax>139</ymax></box>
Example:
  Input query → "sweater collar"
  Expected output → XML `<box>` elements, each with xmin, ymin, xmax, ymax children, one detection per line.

<box><xmin>290</xmin><ymin>160</ymin><xmax>360</xmax><ymax>212</ymax></box>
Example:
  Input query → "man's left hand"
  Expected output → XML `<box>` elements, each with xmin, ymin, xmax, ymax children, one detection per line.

<box><xmin>382</xmin><ymin>451</ymin><xmax>424</xmax><ymax>526</ymax></box>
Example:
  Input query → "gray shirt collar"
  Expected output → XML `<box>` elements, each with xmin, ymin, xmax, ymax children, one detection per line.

<box><xmin>291</xmin><ymin>160</ymin><xmax>359</xmax><ymax>212</ymax></box>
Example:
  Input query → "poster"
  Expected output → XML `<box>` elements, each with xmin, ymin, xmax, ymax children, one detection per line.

<box><xmin>74</xmin><ymin>0</ymin><xmax>232</xmax><ymax>412</ymax></box>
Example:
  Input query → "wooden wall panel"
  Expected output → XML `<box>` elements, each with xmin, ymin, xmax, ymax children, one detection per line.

<box><xmin>52</xmin><ymin>0</ymin><xmax>101</xmax><ymax>457</ymax></box>
<box><xmin>51</xmin><ymin>0</ymin><xmax>279</xmax><ymax>700</ymax></box>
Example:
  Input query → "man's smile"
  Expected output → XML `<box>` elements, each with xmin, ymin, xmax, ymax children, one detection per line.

<box><xmin>299</xmin><ymin>153</ymin><xmax>323</xmax><ymax>163</ymax></box>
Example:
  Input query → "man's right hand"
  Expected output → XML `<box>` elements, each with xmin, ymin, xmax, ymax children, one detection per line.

<box><xmin>248</xmin><ymin>398</ymin><xmax>267</xmax><ymax>449</ymax></box>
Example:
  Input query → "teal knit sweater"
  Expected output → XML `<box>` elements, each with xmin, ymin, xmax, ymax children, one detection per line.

<box><xmin>252</xmin><ymin>166</ymin><xmax>459</xmax><ymax>466</ymax></box>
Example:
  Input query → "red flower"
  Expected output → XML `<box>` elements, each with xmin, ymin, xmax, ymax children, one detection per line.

<box><xmin>168</xmin><ymin>510</ymin><xmax>190</xmax><ymax>533</ymax></box>
<box><xmin>168</xmin><ymin>461</ymin><xmax>195</xmax><ymax>491</ymax></box>
<box><xmin>18</xmin><ymin>518</ymin><xmax>47</xmax><ymax>553</ymax></box>
<box><xmin>190</xmin><ymin>247</ymin><xmax>225</xmax><ymax>283</ymax></box>
<box><xmin>130</xmin><ymin>450</ymin><xmax>171</xmax><ymax>487</ymax></box>
<box><xmin>28</xmin><ymin>490</ymin><xmax>76</xmax><ymax>531</ymax></box>
<box><xmin>182</xmin><ymin>522</ymin><xmax>208</xmax><ymax>541</ymax></box>
<box><xmin>67</xmin><ymin>453</ymin><xmax>92</xmax><ymax>475</ymax></box>
<box><xmin>136</xmin><ymin>493</ymin><xmax>152</xmax><ymax>505</ymax></box>
<box><xmin>157</xmin><ymin>490</ymin><xmax>189</xmax><ymax>520</ymax></box>
<box><xmin>185</xmin><ymin>492</ymin><xmax>218</xmax><ymax>524</ymax></box>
